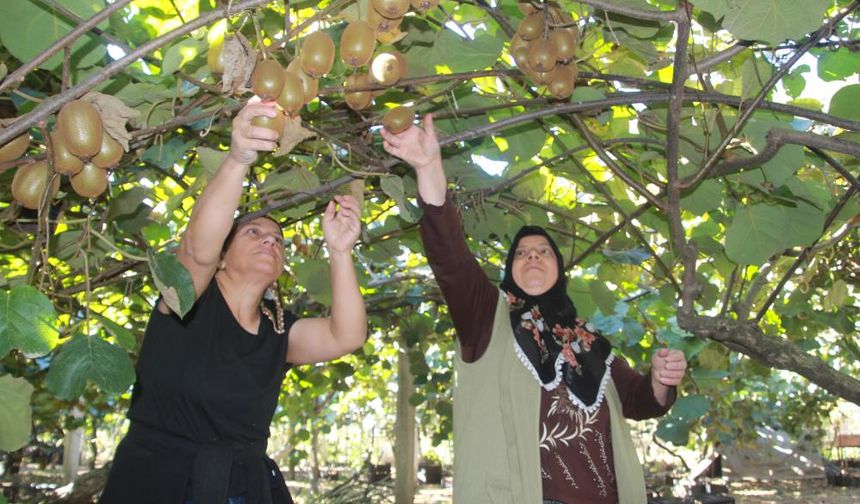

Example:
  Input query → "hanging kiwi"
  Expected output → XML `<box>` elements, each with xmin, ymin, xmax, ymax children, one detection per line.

<box><xmin>372</xmin><ymin>0</ymin><xmax>410</xmax><ymax>19</ymax></box>
<box><xmin>370</xmin><ymin>51</ymin><xmax>407</xmax><ymax>86</ymax></box>
<box><xmin>57</xmin><ymin>100</ymin><xmax>104</xmax><ymax>159</ymax></box>
<box><xmin>300</xmin><ymin>31</ymin><xmax>336</xmax><ymax>78</ymax></box>
<box><xmin>382</xmin><ymin>106</ymin><xmax>415</xmax><ymax>134</ymax></box>
<box><xmin>277</xmin><ymin>71</ymin><xmax>306</xmax><ymax>116</ymax></box>
<box><xmin>549</xmin><ymin>29</ymin><xmax>576</xmax><ymax>63</ymax></box>
<box><xmin>410</xmin><ymin>0</ymin><xmax>439</xmax><ymax>14</ymax></box>
<box><xmin>509</xmin><ymin>34</ymin><xmax>531</xmax><ymax>69</ymax></box>
<box><xmin>367</xmin><ymin>6</ymin><xmax>404</xmax><ymax>34</ymax></box>
<box><xmin>286</xmin><ymin>60</ymin><xmax>319</xmax><ymax>103</ymax></box>
<box><xmin>251</xmin><ymin>109</ymin><xmax>287</xmax><ymax>136</ymax></box>
<box><xmin>547</xmin><ymin>64</ymin><xmax>576</xmax><ymax>99</ymax></box>
<box><xmin>50</xmin><ymin>130</ymin><xmax>84</xmax><ymax>175</ymax></box>
<box><xmin>518</xmin><ymin>13</ymin><xmax>545</xmax><ymax>41</ymax></box>
<box><xmin>207</xmin><ymin>37</ymin><xmax>227</xmax><ymax>73</ymax></box>
<box><xmin>0</xmin><ymin>128</ymin><xmax>29</xmax><ymax>162</ymax></box>
<box><xmin>11</xmin><ymin>161</ymin><xmax>59</xmax><ymax>210</ymax></box>
<box><xmin>70</xmin><ymin>162</ymin><xmax>109</xmax><ymax>198</ymax></box>
<box><xmin>527</xmin><ymin>38</ymin><xmax>558</xmax><ymax>73</ymax></box>
<box><xmin>251</xmin><ymin>59</ymin><xmax>286</xmax><ymax>101</ymax></box>
<box><xmin>344</xmin><ymin>73</ymin><xmax>373</xmax><ymax>111</ymax></box>
<box><xmin>341</xmin><ymin>20</ymin><xmax>376</xmax><ymax>67</ymax></box>
<box><xmin>91</xmin><ymin>131</ymin><xmax>123</xmax><ymax>169</ymax></box>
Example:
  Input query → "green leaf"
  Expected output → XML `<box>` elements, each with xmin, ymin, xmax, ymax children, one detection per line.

<box><xmin>92</xmin><ymin>313</ymin><xmax>136</xmax><ymax>351</ymax></box>
<box><xmin>694</xmin><ymin>0</ymin><xmax>830</xmax><ymax>45</ymax></box>
<box><xmin>0</xmin><ymin>286</ymin><xmax>60</xmax><ymax>358</ymax></box>
<box><xmin>293</xmin><ymin>259</ymin><xmax>332</xmax><ymax>306</ymax></box>
<box><xmin>380</xmin><ymin>176</ymin><xmax>421</xmax><ymax>223</ymax></box>
<box><xmin>656</xmin><ymin>394</ymin><xmax>710</xmax><ymax>445</ymax></box>
<box><xmin>409</xmin><ymin>30</ymin><xmax>503</xmax><ymax>74</ymax></box>
<box><xmin>162</xmin><ymin>39</ymin><xmax>204</xmax><ymax>75</ymax></box>
<box><xmin>823</xmin><ymin>279</ymin><xmax>849</xmax><ymax>312</ymax></box>
<box><xmin>816</xmin><ymin>49</ymin><xmax>860</xmax><ymax>82</ymax></box>
<box><xmin>724</xmin><ymin>202</ymin><xmax>824</xmax><ymax>266</ymax></box>
<box><xmin>44</xmin><ymin>334</ymin><xmax>135</xmax><ymax>400</ymax></box>
<box><xmin>147</xmin><ymin>250</ymin><xmax>196</xmax><ymax>318</ymax></box>
<box><xmin>263</xmin><ymin>166</ymin><xmax>320</xmax><ymax>193</ymax></box>
<box><xmin>741</xmin><ymin>57</ymin><xmax>773</xmax><ymax>101</ymax></box>
<box><xmin>828</xmin><ymin>84</ymin><xmax>860</xmax><ymax>121</ymax></box>
<box><xmin>0</xmin><ymin>374</ymin><xmax>34</xmax><ymax>452</ymax></box>
<box><xmin>0</xmin><ymin>0</ymin><xmax>106</xmax><ymax>70</ymax></box>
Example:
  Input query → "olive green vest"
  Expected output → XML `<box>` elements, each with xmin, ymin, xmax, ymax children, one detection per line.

<box><xmin>452</xmin><ymin>292</ymin><xmax>647</xmax><ymax>503</ymax></box>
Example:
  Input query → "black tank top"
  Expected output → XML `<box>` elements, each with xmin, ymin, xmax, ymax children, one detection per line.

<box><xmin>128</xmin><ymin>279</ymin><xmax>297</xmax><ymax>441</ymax></box>
<box><xmin>100</xmin><ymin>280</ymin><xmax>298</xmax><ymax>503</ymax></box>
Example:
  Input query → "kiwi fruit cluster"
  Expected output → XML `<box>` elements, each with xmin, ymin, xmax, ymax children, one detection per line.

<box><xmin>9</xmin><ymin>99</ymin><xmax>123</xmax><ymax>209</ymax></box>
<box><xmin>510</xmin><ymin>4</ymin><xmax>579</xmax><ymax>99</ymax></box>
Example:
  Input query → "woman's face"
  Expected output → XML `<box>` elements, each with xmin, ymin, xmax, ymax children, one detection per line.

<box><xmin>511</xmin><ymin>235</ymin><xmax>559</xmax><ymax>296</ymax></box>
<box><xmin>221</xmin><ymin>217</ymin><xmax>286</xmax><ymax>282</ymax></box>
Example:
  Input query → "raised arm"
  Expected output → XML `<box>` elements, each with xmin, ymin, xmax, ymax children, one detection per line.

<box><xmin>159</xmin><ymin>101</ymin><xmax>279</xmax><ymax>314</ymax></box>
<box><xmin>286</xmin><ymin>195</ymin><xmax>367</xmax><ymax>365</ymax></box>
<box><xmin>381</xmin><ymin>115</ymin><xmax>497</xmax><ymax>362</ymax></box>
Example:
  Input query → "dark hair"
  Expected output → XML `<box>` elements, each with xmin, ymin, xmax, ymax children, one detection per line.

<box><xmin>221</xmin><ymin>214</ymin><xmax>284</xmax><ymax>255</ymax></box>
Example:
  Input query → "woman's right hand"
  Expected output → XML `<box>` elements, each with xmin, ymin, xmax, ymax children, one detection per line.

<box><xmin>227</xmin><ymin>100</ymin><xmax>280</xmax><ymax>166</ymax></box>
<box><xmin>381</xmin><ymin>113</ymin><xmax>447</xmax><ymax>205</ymax></box>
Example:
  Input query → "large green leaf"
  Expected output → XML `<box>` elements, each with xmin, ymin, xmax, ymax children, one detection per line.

<box><xmin>44</xmin><ymin>334</ymin><xmax>135</xmax><ymax>400</ymax></box>
<box><xmin>0</xmin><ymin>0</ymin><xmax>107</xmax><ymax>70</ymax></box>
<box><xmin>293</xmin><ymin>259</ymin><xmax>332</xmax><ymax>306</ymax></box>
<box><xmin>656</xmin><ymin>394</ymin><xmax>710</xmax><ymax>445</ymax></box>
<box><xmin>408</xmin><ymin>30</ymin><xmax>503</xmax><ymax>74</ymax></box>
<box><xmin>828</xmin><ymin>84</ymin><xmax>860</xmax><ymax>121</ymax></box>
<box><xmin>0</xmin><ymin>374</ymin><xmax>33</xmax><ymax>452</ymax></box>
<box><xmin>263</xmin><ymin>166</ymin><xmax>320</xmax><ymax>193</ymax></box>
<box><xmin>724</xmin><ymin>202</ymin><xmax>825</xmax><ymax>265</ymax></box>
<box><xmin>694</xmin><ymin>0</ymin><xmax>830</xmax><ymax>45</ymax></box>
<box><xmin>147</xmin><ymin>250</ymin><xmax>196</xmax><ymax>318</ymax></box>
<box><xmin>92</xmin><ymin>313</ymin><xmax>136</xmax><ymax>351</ymax></box>
<box><xmin>0</xmin><ymin>286</ymin><xmax>59</xmax><ymax>358</ymax></box>
<box><xmin>380</xmin><ymin>175</ymin><xmax>421</xmax><ymax>223</ymax></box>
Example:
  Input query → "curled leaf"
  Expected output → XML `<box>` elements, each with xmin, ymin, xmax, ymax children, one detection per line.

<box><xmin>221</xmin><ymin>33</ymin><xmax>257</xmax><ymax>95</ymax></box>
<box><xmin>81</xmin><ymin>92</ymin><xmax>140</xmax><ymax>151</ymax></box>
<box><xmin>276</xmin><ymin>115</ymin><xmax>315</xmax><ymax>157</ymax></box>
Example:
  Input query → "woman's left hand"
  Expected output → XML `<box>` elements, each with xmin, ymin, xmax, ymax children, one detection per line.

<box><xmin>651</xmin><ymin>348</ymin><xmax>687</xmax><ymax>387</ymax></box>
<box><xmin>322</xmin><ymin>195</ymin><xmax>362</xmax><ymax>254</ymax></box>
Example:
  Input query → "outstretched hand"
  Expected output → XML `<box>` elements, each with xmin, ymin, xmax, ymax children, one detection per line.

<box><xmin>380</xmin><ymin>113</ymin><xmax>442</xmax><ymax>172</ymax></box>
<box><xmin>322</xmin><ymin>195</ymin><xmax>362</xmax><ymax>254</ymax></box>
<box><xmin>651</xmin><ymin>348</ymin><xmax>687</xmax><ymax>387</ymax></box>
<box><xmin>227</xmin><ymin>99</ymin><xmax>280</xmax><ymax>166</ymax></box>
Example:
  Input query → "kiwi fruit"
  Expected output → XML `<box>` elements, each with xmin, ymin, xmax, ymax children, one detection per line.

<box><xmin>531</xmin><ymin>66</ymin><xmax>558</xmax><ymax>85</ymax></box>
<box><xmin>207</xmin><ymin>37</ymin><xmax>227</xmax><ymax>73</ymax></box>
<box><xmin>550</xmin><ymin>29</ymin><xmax>576</xmax><ymax>63</ymax></box>
<box><xmin>50</xmin><ymin>130</ymin><xmax>84</xmax><ymax>175</ymax></box>
<box><xmin>518</xmin><ymin>13</ymin><xmax>545</xmax><ymax>41</ymax></box>
<box><xmin>11</xmin><ymin>161</ymin><xmax>59</xmax><ymax>210</ymax></box>
<box><xmin>91</xmin><ymin>131</ymin><xmax>123</xmax><ymax>169</ymax></box>
<box><xmin>70</xmin><ymin>162</ymin><xmax>109</xmax><ymax>198</ymax></box>
<box><xmin>382</xmin><ymin>106</ymin><xmax>414</xmax><ymax>134</ymax></box>
<box><xmin>547</xmin><ymin>64</ymin><xmax>576</xmax><ymax>99</ymax></box>
<box><xmin>345</xmin><ymin>73</ymin><xmax>373</xmax><ymax>111</ymax></box>
<box><xmin>251</xmin><ymin>109</ymin><xmax>287</xmax><ymax>136</ymax></box>
<box><xmin>410</xmin><ymin>0</ymin><xmax>439</xmax><ymax>13</ymax></box>
<box><xmin>510</xmin><ymin>35</ymin><xmax>531</xmax><ymax>69</ymax></box>
<box><xmin>376</xmin><ymin>28</ymin><xmax>407</xmax><ymax>45</ymax></box>
<box><xmin>286</xmin><ymin>60</ymin><xmax>319</xmax><ymax>104</ymax></box>
<box><xmin>277</xmin><ymin>71</ymin><xmax>306</xmax><ymax>116</ymax></box>
<box><xmin>341</xmin><ymin>20</ymin><xmax>376</xmax><ymax>67</ymax></box>
<box><xmin>300</xmin><ymin>31</ymin><xmax>335</xmax><ymax>78</ymax></box>
<box><xmin>370</xmin><ymin>52</ymin><xmax>407</xmax><ymax>86</ymax></box>
<box><xmin>372</xmin><ymin>0</ymin><xmax>410</xmax><ymax>19</ymax></box>
<box><xmin>0</xmin><ymin>128</ymin><xmax>29</xmax><ymax>162</ymax></box>
<box><xmin>527</xmin><ymin>38</ymin><xmax>558</xmax><ymax>73</ymax></box>
<box><xmin>57</xmin><ymin>100</ymin><xmax>104</xmax><ymax>159</ymax></box>
<box><xmin>251</xmin><ymin>59</ymin><xmax>286</xmax><ymax>101</ymax></box>
<box><xmin>367</xmin><ymin>7</ymin><xmax>404</xmax><ymax>33</ymax></box>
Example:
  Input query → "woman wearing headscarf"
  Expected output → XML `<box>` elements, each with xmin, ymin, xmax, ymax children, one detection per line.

<box><xmin>381</xmin><ymin>115</ymin><xmax>686</xmax><ymax>504</ymax></box>
<box><xmin>100</xmin><ymin>100</ymin><xmax>367</xmax><ymax>504</ymax></box>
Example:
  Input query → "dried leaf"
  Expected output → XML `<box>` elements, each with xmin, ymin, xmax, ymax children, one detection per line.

<box><xmin>275</xmin><ymin>116</ymin><xmax>315</xmax><ymax>157</ymax></box>
<box><xmin>81</xmin><ymin>92</ymin><xmax>140</xmax><ymax>151</ymax></box>
<box><xmin>221</xmin><ymin>33</ymin><xmax>257</xmax><ymax>95</ymax></box>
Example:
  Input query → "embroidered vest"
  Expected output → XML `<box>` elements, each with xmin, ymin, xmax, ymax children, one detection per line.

<box><xmin>452</xmin><ymin>291</ymin><xmax>647</xmax><ymax>503</ymax></box>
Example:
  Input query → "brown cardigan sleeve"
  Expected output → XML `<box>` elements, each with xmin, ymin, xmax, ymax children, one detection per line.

<box><xmin>610</xmin><ymin>356</ymin><xmax>676</xmax><ymax>420</ymax></box>
<box><xmin>418</xmin><ymin>193</ymin><xmax>497</xmax><ymax>363</ymax></box>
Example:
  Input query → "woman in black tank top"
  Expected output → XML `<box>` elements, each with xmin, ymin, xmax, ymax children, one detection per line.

<box><xmin>100</xmin><ymin>100</ymin><xmax>367</xmax><ymax>504</ymax></box>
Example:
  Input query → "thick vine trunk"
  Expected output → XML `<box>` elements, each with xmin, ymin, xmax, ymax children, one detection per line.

<box><xmin>678</xmin><ymin>313</ymin><xmax>860</xmax><ymax>405</ymax></box>
<box><xmin>394</xmin><ymin>345</ymin><xmax>417</xmax><ymax>504</ymax></box>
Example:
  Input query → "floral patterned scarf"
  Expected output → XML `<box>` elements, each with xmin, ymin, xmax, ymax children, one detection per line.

<box><xmin>500</xmin><ymin>226</ymin><xmax>613</xmax><ymax>412</ymax></box>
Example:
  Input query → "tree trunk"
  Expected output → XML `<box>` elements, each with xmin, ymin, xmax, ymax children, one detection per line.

<box><xmin>310</xmin><ymin>426</ymin><xmax>321</xmax><ymax>494</ymax></box>
<box><xmin>394</xmin><ymin>345</ymin><xmax>417</xmax><ymax>504</ymax></box>
<box><xmin>63</xmin><ymin>408</ymin><xmax>85</xmax><ymax>486</ymax></box>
